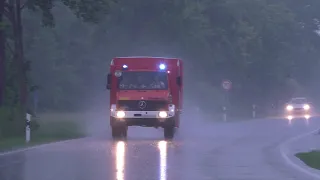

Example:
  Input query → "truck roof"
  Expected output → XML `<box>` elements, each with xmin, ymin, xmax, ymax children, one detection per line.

<box><xmin>113</xmin><ymin>56</ymin><xmax>180</xmax><ymax>60</ymax></box>
<box><xmin>111</xmin><ymin>56</ymin><xmax>182</xmax><ymax>68</ymax></box>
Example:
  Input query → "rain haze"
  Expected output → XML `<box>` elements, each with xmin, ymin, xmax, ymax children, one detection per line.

<box><xmin>1</xmin><ymin>1</ymin><xmax>320</xmax><ymax>180</ymax></box>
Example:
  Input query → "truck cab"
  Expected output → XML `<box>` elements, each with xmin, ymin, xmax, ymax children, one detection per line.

<box><xmin>106</xmin><ymin>57</ymin><xmax>183</xmax><ymax>139</ymax></box>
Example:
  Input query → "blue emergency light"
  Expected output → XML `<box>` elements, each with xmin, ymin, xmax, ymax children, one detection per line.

<box><xmin>122</xmin><ymin>64</ymin><xmax>128</xmax><ymax>69</ymax></box>
<box><xmin>159</xmin><ymin>64</ymin><xmax>166</xmax><ymax>70</ymax></box>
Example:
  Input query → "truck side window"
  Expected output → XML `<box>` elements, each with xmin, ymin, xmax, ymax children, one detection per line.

<box><xmin>176</xmin><ymin>76</ymin><xmax>182</xmax><ymax>86</ymax></box>
<box><xmin>106</xmin><ymin>73</ymin><xmax>112</xmax><ymax>89</ymax></box>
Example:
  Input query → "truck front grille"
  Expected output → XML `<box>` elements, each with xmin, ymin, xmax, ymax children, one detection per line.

<box><xmin>118</xmin><ymin>100</ymin><xmax>167</xmax><ymax>111</ymax></box>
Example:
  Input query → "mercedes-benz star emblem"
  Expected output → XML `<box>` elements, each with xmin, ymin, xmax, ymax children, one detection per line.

<box><xmin>138</xmin><ymin>101</ymin><xmax>147</xmax><ymax>109</ymax></box>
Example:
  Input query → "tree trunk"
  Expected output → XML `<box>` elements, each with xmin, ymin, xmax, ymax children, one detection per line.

<box><xmin>15</xmin><ymin>0</ymin><xmax>27</xmax><ymax>106</ymax></box>
<box><xmin>8</xmin><ymin>0</ymin><xmax>27</xmax><ymax>108</ymax></box>
<box><xmin>0</xmin><ymin>0</ymin><xmax>5</xmax><ymax>107</ymax></box>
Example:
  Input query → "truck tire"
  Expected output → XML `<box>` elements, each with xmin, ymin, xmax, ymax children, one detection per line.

<box><xmin>112</xmin><ymin>127</ymin><xmax>121</xmax><ymax>139</ymax></box>
<box><xmin>112</xmin><ymin>126</ymin><xmax>127</xmax><ymax>139</ymax></box>
<box><xmin>164</xmin><ymin>126</ymin><xmax>175</xmax><ymax>139</ymax></box>
<box><xmin>122</xmin><ymin>126</ymin><xmax>128</xmax><ymax>139</ymax></box>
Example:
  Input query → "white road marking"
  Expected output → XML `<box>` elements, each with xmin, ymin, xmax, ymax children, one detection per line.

<box><xmin>0</xmin><ymin>137</ymin><xmax>88</xmax><ymax>156</ymax></box>
<box><xmin>279</xmin><ymin>128</ymin><xmax>320</xmax><ymax>179</ymax></box>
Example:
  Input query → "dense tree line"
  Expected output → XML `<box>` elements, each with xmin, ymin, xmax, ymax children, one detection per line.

<box><xmin>1</xmin><ymin>0</ymin><xmax>320</xmax><ymax>137</ymax></box>
<box><xmin>0</xmin><ymin>0</ymin><xmax>115</xmax><ymax>137</ymax></box>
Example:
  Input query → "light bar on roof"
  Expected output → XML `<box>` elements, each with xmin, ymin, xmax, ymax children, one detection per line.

<box><xmin>159</xmin><ymin>64</ymin><xmax>166</xmax><ymax>70</ymax></box>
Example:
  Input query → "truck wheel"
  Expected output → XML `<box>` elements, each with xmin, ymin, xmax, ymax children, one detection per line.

<box><xmin>164</xmin><ymin>126</ymin><xmax>175</xmax><ymax>140</ymax></box>
<box><xmin>112</xmin><ymin>127</ymin><xmax>121</xmax><ymax>139</ymax></box>
<box><xmin>122</xmin><ymin>126</ymin><xmax>128</xmax><ymax>139</ymax></box>
<box><xmin>112</xmin><ymin>126</ymin><xmax>127</xmax><ymax>139</ymax></box>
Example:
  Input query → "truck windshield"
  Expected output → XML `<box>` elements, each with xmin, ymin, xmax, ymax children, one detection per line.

<box><xmin>118</xmin><ymin>71</ymin><xmax>168</xmax><ymax>90</ymax></box>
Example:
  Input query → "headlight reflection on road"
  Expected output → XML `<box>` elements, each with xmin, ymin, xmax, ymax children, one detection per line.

<box><xmin>158</xmin><ymin>141</ymin><xmax>167</xmax><ymax>180</ymax></box>
<box><xmin>304</xmin><ymin>115</ymin><xmax>310</xmax><ymax>125</ymax></box>
<box><xmin>286</xmin><ymin>116</ymin><xmax>293</xmax><ymax>125</ymax></box>
<box><xmin>116</xmin><ymin>141</ymin><xmax>126</xmax><ymax>180</ymax></box>
<box><xmin>286</xmin><ymin>115</ymin><xmax>311</xmax><ymax>125</ymax></box>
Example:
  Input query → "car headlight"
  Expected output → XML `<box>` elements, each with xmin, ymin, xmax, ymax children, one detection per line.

<box><xmin>286</xmin><ymin>105</ymin><xmax>293</xmax><ymax>111</ymax></box>
<box><xmin>116</xmin><ymin>111</ymin><xmax>125</xmax><ymax>118</ymax></box>
<box><xmin>303</xmin><ymin>104</ymin><xmax>310</xmax><ymax>110</ymax></box>
<box><xmin>158</xmin><ymin>111</ymin><xmax>168</xmax><ymax>118</ymax></box>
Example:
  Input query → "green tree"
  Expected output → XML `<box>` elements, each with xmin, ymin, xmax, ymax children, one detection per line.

<box><xmin>12</xmin><ymin>0</ymin><xmax>320</xmax><ymax>116</ymax></box>
<box><xmin>0</xmin><ymin>0</ymin><xmax>117</xmax><ymax>138</ymax></box>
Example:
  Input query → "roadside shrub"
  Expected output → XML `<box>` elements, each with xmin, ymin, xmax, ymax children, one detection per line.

<box><xmin>0</xmin><ymin>107</ymin><xmax>27</xmax><ymax>138</ymax></box>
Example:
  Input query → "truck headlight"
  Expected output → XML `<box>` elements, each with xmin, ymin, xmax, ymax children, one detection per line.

<box><xmin>303</xmin><ymin>104</ymin><xmax>310</xmax><ymax>110</ymax></box>
<box><xmin>286</xmin><ymin>105</ymin><xmax>293</xmax><ymax>111</ymax></box>
<box><xmin>159</xmin><ymin>111</ymin><xmax>168</xmax><ymax>118</ymax></box>
<box><xmin>116</xmin><ymin>111</ymin><xmax>125</xmax><ymax>118</ymax></box>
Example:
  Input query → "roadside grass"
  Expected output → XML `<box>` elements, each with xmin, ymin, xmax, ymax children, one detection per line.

<box><xmin>0</xmin><ymin>113</ymin><xmax>87</xmax><ymax>152</ymax></box>
<box><xmin>296</xmin><ymin>150</ymin><xmax>320</xmax><ymax>170</ymax></box>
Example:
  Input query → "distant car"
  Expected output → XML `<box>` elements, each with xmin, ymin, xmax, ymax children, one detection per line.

<box><xmin>285</xmin><ymin>97</ymin><xmax>311</xmax><ymax>119</ymax></box>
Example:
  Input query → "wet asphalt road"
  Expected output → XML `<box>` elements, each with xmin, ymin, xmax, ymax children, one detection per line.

<box><xmin>1</xmin><ymin>117</ymin><xmax>320</xmax><ymax>180</ymax></box>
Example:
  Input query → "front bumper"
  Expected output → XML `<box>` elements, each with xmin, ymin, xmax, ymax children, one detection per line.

<box><xmin>111</xmin><ymin>117</ymin><xmax>175</xmax><ymax>127</ymax></box>
<box><xmin>286</xmin><ymin>108</ymin><xmax>310</xmax><ymax>115</ymax></box>
<box><xmin>110</xmin><ymin>110</ymin><xmax>176</xmax><ymax>127</ymax></box>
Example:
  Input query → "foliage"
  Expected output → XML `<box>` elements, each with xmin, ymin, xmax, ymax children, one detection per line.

<box><xmin>24</xmin><ymin>0</ymin><xmax>320</xmax><ymax>113</ymax></box>
<box><xmin>0</xmin><ymin>113</ymin><xmax>85</xmax><ymax>151</ymax></box>
<box><xmin>2</xmin><ymin>0</ymin><xmax>320</xmax><ymax>124</ymax></box>
<box><xmin>0</xmin><ymin>0</ymin><xmax>116</xmax><ymax>137</ymax></box>
<box><xmin>0</xmin><ymin>106</ymin><xmax>24</xmax><ymax>138</ymax></box>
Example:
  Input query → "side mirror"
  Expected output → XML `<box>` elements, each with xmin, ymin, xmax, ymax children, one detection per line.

<box><xmin>106</xmin><ymin>73</ymin><xmax>112</xmax><ymax>90</ymax></box>
<box><xmin>176</xmin><ymin>76</ymin><xmax>182</xmax><ymax>86</ymax></box>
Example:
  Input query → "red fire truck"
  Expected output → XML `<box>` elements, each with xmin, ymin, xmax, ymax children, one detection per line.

<box><xmin>106</xmin><ymin>56</ymin><xmax>183</xmax><ymax>139</ymax></box>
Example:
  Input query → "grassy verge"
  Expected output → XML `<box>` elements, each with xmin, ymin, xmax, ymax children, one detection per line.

<box><xmin>296</xmin><ymin>150</ymin><xmax>320</xmax><ymax>170</ymax></box>
<box><xmin>0</xmin><ymin>113</ymin><xmax>87</xmax><ymax>152</ymax></box>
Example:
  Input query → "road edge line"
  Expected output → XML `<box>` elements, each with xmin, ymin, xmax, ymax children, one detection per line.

<box><xmin>0</xmin><ymin>137</ymin><xmax>89</xmax><ymax>156</ymax></box>
<box><xmin>279</xmin><ymin>128</ymin><xmax>320</xmax><ymax>179</ymax></box>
